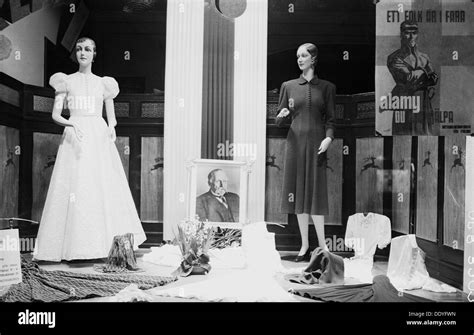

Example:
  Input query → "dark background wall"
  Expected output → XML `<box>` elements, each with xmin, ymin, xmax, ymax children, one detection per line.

<box><xmin>45</xmin><ymin>0</ymin><xmax>167</xmax><ymax>93</ymax></box>
<box><xmin>267</xmin><ymin>0</ymin><xmax>375</xmax><ymax>94</ymax></box>
<box><xmin>40</xmin><ymin>0</ymin><xmax>375</xmax><ymax>94</ymax></box>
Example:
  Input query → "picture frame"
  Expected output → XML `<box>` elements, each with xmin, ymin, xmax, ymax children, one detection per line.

<box><xmin>186</xmin><ymin>159</ymin><xmax>252</xmax><ymax>229</ymax></box>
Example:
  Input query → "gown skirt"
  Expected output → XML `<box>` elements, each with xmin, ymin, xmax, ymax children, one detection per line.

<box><xmin>33</xmin><ymin>113</ymin><xmax>146</xmax><ymax>261</ymax></box>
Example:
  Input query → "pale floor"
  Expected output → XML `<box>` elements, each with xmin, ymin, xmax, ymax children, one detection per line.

<box><xmin>24</xmin><ymin>249</ymin><xmax>468</xmax><ymax>303</ymax></box>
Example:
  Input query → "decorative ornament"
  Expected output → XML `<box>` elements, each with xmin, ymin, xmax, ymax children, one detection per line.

<box><xmin>0</xmin><ymin>35</ymin><xmax>13</xmax><ymax>61</ymax></box>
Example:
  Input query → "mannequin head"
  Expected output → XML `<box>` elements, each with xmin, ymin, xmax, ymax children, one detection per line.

<box><xmin>75</xmin><ymin>37</ymin><xmax>96</xmax><ymax>66</ymax></box>
<box><xmin>297</xmin><ymin>43</ymin><xmax>318</xmax><ymax>71</ymax></box>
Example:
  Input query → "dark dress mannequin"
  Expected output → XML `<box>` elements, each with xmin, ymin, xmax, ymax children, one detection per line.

<box><xmin>276</xmin><ymin>74</ymin><xmax>336</xmax><ymax>215</ymax></box>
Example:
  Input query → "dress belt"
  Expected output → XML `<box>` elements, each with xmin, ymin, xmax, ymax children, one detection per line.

<box><xmin>69</xmin><ymin>113</ymin><xmax>102</xmax><ymax>118</ymax></box>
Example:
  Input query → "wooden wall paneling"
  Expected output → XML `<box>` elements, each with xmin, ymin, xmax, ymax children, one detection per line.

<box><xmin>325</xmin><ymin>138</ymin><xmax>343</xmax><ymax>225</ymax></box>
<box><xmin>464</xmin><ymin>136</ymin><xmax>474</xmax><ymax>293</ymax></box>
<box><xmin>265</xmin><ymin>138</ymin><xmax>286</xmax><ymax>224</ymax></box>
<box><xmin>31</xmin><ymin>132</ymin><xmax>62</xmax><ymax>223</ymax></box>
<box><xmin>115</xmin><ymin>136</ymin><xmax>130</xmax><ymax>180</ymax></box>
<box><xmin>355</xmin><ymin>137</ymin><xmax>384</xmax><ymax>214</ymax></box>
<box><xmin>443</xmin><ymin>134</ymin><xmax>465</xmax><ymax>250</ymax></box>
<box><xmin>0</xmin><ymin>126</ymin><xmax>20</xmax><ymax>223</ymax></box>
<box><xmin>416</xmin><ymin>136</ymin><xmax>438</xmax><ymax>242</ymax></box>
<box><xmin>140</xmin><ymin>137</ymin><xmax>163</xmax><ymax>223</ymax></box>
<box><xmin>391</xmin><ymin>136</ymin><xmax>411</xmax><ymax>234</ymax></box>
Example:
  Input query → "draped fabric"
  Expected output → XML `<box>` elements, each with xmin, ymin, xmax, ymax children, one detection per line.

<box><xmin>233</xmin><ymin>0</ymin><xmax>267</xmax><ymax>223</ymax></box>
<box><xmin>287</xmin><ymin>247</ymin><xmax>345</xmax><ymax>285</ymax></box>
<box><xmin>290</xmin><ymin>275</ymin><xmax>433</xmax><ymax>303</ymax></box>
<box><xmin>163</xmin><ymin>0</ymin><xmax>205</xmax><ymax>239</ymax></box>
<box><xmin>201</xmin><ymin>0</ymin><xmax>234</xmax><ymax>159</ymax></box>
<box><xmin>1</xmin><ymin>256</ymin><xmax>177</xmax><ymax>302</ymax></box>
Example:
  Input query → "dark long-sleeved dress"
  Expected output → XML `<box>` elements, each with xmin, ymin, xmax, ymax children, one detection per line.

<box><xmin>276</xmin><ymin>74</ymin><xmax>336</xmax><ymax>215</ymax></box>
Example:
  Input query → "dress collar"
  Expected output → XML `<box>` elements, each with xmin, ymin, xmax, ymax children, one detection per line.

<box><xmin>297</xmin><ymin>74</ymin><xmax>320</xmax><ymax>85</ymax></box>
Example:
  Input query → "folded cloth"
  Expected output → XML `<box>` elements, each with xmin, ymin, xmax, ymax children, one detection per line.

<box><xmin>107</xmin><ymin>284</ymin><xmax>155</xmax><ymax>302</ymax></box>
<box><xmin>422</xmin><ymin>278</ymin><xmax>457</xmax><ymax>293</ymax></box>
<box><xmin>387</xmin><ymin>235</ymin><xmax>430</xmax><ymax>290</ymax></box>
<box><xmin>343</xmin><ymin>258</ymin><xmax>374</xmax><ymax>283</ymax></box>
<box><xmin>143</xmin><ymin>244</ymin><xmax>182</xmax><ymax>267</ymax></box>
<box><xmin>288</xmin><ymin>247</ymin><xmax>345</xmax><ymax>285</ymax></box>
<box><xmin>289</xmin><ymin>275</ymin><xmax>433</xmax><ymax>302</ymax></box>
<box><xmin>1</xmin><ymin>255</ymin><xmax>177</xmax><ymax>302</ymax></box>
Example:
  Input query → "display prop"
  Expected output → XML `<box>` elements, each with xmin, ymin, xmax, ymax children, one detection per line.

<box><xmin>172</xmin><ymin>218</ymin><xmax>215</xmax><ymax>277</ymax></box>
<box><xmin>186</xmin><ymin>159</ymin><xmax>252</xmax><ymax>229</ymax></box>
<box><xmin>376</xmin><ymin>0</ymin><xmax>474</xmax><ymax>136</ymax></box>
<box><xmin>0</xmin><ymin>228</ymin><xmax>22</xmax><ymax>287</ymax></box>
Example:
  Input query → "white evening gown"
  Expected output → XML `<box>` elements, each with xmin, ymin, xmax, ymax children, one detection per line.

<box><xmin>33</xmin><ymin>72</ymin><xmax>146</xmax><ymax>261</ymax></box>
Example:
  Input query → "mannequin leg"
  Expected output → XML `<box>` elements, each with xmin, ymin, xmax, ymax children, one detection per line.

<box><xmin>296</xmin><ymin>213</ymin><xmax>310</xmax><ymax>255</ymax></box>
<box><xmin>311</xmin><ymin>215</ymin><xmax>328</xmax><ymax>251</ymax></box>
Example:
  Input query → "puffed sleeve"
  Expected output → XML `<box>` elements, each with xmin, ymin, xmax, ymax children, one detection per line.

<box><xmin>49</xmin><ymin>72</ymin><xmax>68</xmax><ymax>95</ymax></box>
<box><xmin>102</xmin><ymin>76</ymin><xmax>120</xmax><ymax>100</ymax></box>
<box><xmin>275</xmin><ymin>81</ymin><xmax>290</xmax><ymax>127</ymax></box>
<box><xmin>324</xmin><ymin>83</ymin><xmax>336</xmax><ymax>140</ymax></box>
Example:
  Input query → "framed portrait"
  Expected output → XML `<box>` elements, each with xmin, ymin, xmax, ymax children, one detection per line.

<box><xmin>187</xmin><ymin>159</ymin><xmax>251</xmax><ymax>229</ymax></box>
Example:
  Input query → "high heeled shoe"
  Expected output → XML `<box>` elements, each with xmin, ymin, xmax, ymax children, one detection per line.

<box><xmin>294</xmin><ymin>249</ymin><xmax>311</xmax><ymax>262</ymax></box>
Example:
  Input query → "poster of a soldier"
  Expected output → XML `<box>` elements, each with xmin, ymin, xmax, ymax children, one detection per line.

<box><xmin>375</xmin><ymin>0</ymin><xmax>473</xmax><ymax>137</ymax></box>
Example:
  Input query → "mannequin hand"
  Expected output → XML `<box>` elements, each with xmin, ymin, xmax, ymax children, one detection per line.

<box><xmin>72</xmin><ymin>123</ymin><xmax>84</xmax><ymax>142</ymax></box>
<box><xmin>109</xmin><ymin>126</ymin><xmax>116</xmax><ymax>142</ymax></box>
<box><xmin>277</xmin><ymin>108</ymin><xmax>290</xmax><ymax>118</ymax></box>
<box><xmin>318</xmin><ymin>137</ymin><xmax>332</xmax><ymax>154</ymax></box>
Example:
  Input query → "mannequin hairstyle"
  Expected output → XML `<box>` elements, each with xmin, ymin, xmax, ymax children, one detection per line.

<box><xmin>298</xmin><ymin>42</ymin><xmax>318</xmax><ymax>67</ymax></box>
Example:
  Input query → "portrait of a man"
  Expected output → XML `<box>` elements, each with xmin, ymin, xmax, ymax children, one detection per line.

<box><xmin>196</xmin><ymin>168</ymin><xmax>240</xmax><ymax>222</ymax></box>
<box><xmin>387</xmin><ymin>20</ymin><xmax>438</xmax><ymax>135</ymax></box>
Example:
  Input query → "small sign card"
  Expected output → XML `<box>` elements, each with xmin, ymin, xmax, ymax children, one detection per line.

<box><xmin>0</xmin><ymin>229</ymin><xmax>22</xmax><ymax>286</ymax></box>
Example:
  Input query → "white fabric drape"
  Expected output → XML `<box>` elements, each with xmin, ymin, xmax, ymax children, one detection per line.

<box><xmin>233</xmin><ymin>0</ymin><xmax>268</xmax><ymax>223</ymax></box>
<box><xmin>163</xmin><ymin>0</ymin><xmax>205</xmax><ymax>239</ymax></box>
